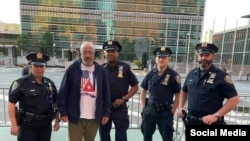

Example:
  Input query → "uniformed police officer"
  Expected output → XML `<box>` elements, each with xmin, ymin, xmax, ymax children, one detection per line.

<box><xmin>177</xmin><ymin>42</ymin><xmax>239</xmax><ymax>125</ymax></box>
<box><xmin>22</xmin><ymin>63</ymin><xmax>30</xmax><ymax>76</ymax></box>
<box><xmin>99</xmin><ymin>40</ymin><xmax>139</xmax><ymax>141</ymax></box>
<box><xmin>8</xmin><ymin>52</ymin><xmax>60</xmax><ymax>141</ymax></box>
<box><xmin>140</xmin><ymin>47</ymin><xmax>181</xmax><ymax>141</ymax></box>
<box><xmin>22</xmin><ymin>54</ymin><xmax>33</xmax><ymax>76</ymax></box>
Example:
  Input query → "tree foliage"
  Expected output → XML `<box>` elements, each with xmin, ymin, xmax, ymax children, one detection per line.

<box><xmin>15</xmin><ymin>33</ymin><xmax>30</xmax><ymax>53</ymax></box>
<box><xmin>40</xmin><ymin>32</ymin><xmax>53</xmax><ymax>55</ymax></box>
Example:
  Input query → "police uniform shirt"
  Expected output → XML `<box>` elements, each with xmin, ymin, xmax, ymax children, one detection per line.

<box><xmin>9</xmin><ymin>74</ymin><xmax>57</xmax><ymax>115</ymax></box>
<box><xmin>182</xmin><ymin>65</ymin><xmax>238</xmax><ymax>117</ymax></box>
<box><xmin>103</xmin><ymin>62</ymin><xmax>139</xmax><ymax>102</ymax></box>
<box><xmin>140</xmin><ymin>67</ymin><xmax>181</xmax><ymax>103</ymax></box>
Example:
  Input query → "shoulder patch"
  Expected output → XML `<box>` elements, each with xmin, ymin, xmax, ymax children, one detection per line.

<box><xmin>224</xmin><ymin>75</ymin><xmax>233</xmax><ymax>84</ymax></box>
<box><xmin>175</xmin><ymin>75</ymin><xmax>181</xmax><ymax>83</ymax></box>
<box><xmin>11</xmin><ymin>81</ymin><xmax>20</xmax><ymax>91</ymax></box>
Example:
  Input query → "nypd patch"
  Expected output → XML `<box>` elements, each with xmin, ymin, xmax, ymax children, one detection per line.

<box><xmin>175</xmin><ymin>75</ymin><xmax>181</xmax><ymax>83</ymax></box>
<box><xmin>224</xmin><ymin>75</ymin><xmax>233</xmax><ymax>84</ymax></box>
<box><xmin>11</xmin><ymin>81</ymin><xmax>20</xmax><ymax>91</ymax></box>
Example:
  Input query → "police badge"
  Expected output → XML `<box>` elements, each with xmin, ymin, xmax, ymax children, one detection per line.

<box><xmin>108</xmin><ymin>41</ymin><xmax>112</xmax><ymax>45</ymax></box>
<box><xmin>37</xmin><ymin>52</ymin><xmax>43</xmax><ymax>59</ymax></box>
<box><xmin>207</xmin><ymin>72</ymin><xmax>216</xmax><ymax>84</ymax></box>
<box><xmin>48</xmin><ymin>82</ymin><xmax>53</xmax><ymax>92</ymax></box>
<box><xmin>117</xmin><ymin>66</ymin><xmax>123</xmax><ymax>78</ymax></box>
<box><xmin>162</xmin><ymin>74</ymin><xmax>170</xmax><ymax>85</ymax></box>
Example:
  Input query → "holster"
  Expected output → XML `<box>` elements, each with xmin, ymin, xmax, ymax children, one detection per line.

<box><xmin>184</xmin><ymin>114</ymin><xmax>203</xmax><ymax>125</ymax></box>
<box><xmin>49</xmin><ymin>106</ymin><xmax>58</xmax><ymax>121</ymax></box>
<box><xmin>15</xmin><ymin>107</ymin><xmax>24</xmax><ymax>125</ymax></box>
<box><xmin>213</xmin><ymin>118</ymin><xmax>227</xmax><ymax>125</ymax></box>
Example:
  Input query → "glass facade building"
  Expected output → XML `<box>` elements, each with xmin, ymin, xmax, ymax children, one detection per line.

<box><xmin>213</xmin><ymin>25</ymin><xmax>250</xmax><ymax>65</ymax></box>
<box><xmin>212</xmin><ymin>22</ymin><xmax>250</xmax><ymax>75</ymax></box>
<box><xmin>20</xmin><ymin>0</ymin><xmax>205</xmax><ymax>62</ymax></box>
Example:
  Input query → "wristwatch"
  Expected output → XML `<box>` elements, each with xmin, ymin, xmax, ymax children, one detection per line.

<box><xmin>214</xmin><ymin>112</ymin><xmax>220</xmax><ymax>118</ymax></box>
<box><xmin>122</xmin><ymin>96</ymin><xmax>128</xmax><ymax>102</ymax></box>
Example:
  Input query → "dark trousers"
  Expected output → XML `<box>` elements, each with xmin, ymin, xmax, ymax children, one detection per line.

<box><xmin>99</xmin><ymin>106</ymin><xmax>129</xmax><ymax>141</ymax></box>
<box><xmin>142</xmin><ymin>106</ymin><xmax>174</xmax><ymax>141</ymax></box>
<box><xmin>18</xmin><ymin>121</ymin><xmax>52</xmax><ymax>141</ymax></box>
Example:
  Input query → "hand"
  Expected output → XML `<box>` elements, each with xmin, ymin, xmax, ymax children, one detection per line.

<box><xmin>177</xmin><ymin>108</ymin><xmax>185</xmax><ymax>118</ymax></box>
<box><xmin>10</xmin><ymin>124</ymin><xmax>19</xmax><ymax>136</ymax></box>
<box><xmin>53</xmin><ymin>121</ymin><xmax>60</xmax><ymax>131</ymax></box>
<box><xmin>202</xmin><ymin>114</ymin><xmax>219</xmax><ymax>125</ymax></box>
<box><xmin>61</xmin><ymin>116</ymin><xmax>68</xmax><ymax>122</ymax></box>
<box><xmin>101</xmin><ymin>116</ymin><xmax>109</xmax><ymax>125</ymax></box>
<box><xmin>112</xmin><ymin>99</ymin><xmax>125</xmax><ymax>107</ymax></box>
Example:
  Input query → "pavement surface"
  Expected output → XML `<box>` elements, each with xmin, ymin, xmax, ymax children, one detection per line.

<box><xmin>0</xmin><ymin>66</ymin><xmax>249</xmax><ymax>95</ymax></box>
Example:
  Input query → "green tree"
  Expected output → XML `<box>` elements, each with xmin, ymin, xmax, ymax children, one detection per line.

<box><xmin>40</xmin><ymin>32</ymin><xmax>53</xmax><ymax>55</ymax></box>
<box><xmin>15</xmin><ymin>33</ymin><xmax>30</xmax><ymax>54</ymax></box>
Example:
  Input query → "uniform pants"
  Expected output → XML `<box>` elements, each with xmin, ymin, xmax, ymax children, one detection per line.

<box><xmin>18</xmin><ymin>121</ymin><xmax>52</xmax><ymax>141</ymax></box>
<box><xmin>99</xmin><ymin>106</ymin><xmax>129</xmax><ymax>141</ymax></box>
<box><xmin>142</xmin><ymin>106</ymin><xmax>174</xmax><ymax>141</ymax></box>
<box><xmin>68</xmin><ymin>118</ymin><xmax>99</xmax><ymax>141</ymax></box>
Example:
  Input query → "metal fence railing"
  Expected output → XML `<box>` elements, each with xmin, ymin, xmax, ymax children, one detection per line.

<box><xmin>1</xmin><ymin>87</ymin><xmax>250</xmax><ymax>140</ymax></box>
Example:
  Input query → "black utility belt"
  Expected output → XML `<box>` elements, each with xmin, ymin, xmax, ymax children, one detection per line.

<box><xmin>148</xmin><ymin>102</ymin><xmax>172</xmax><ymax>113</ymax></box>
<box><xmin>22</xmin><ymin>112</ymin><xmax>51</xmax><ymax>122</ymax></box>
<box><xmin>185</xmin><ymin>114</ymin><xmax>226</xmax><ymax>125</ymax></box>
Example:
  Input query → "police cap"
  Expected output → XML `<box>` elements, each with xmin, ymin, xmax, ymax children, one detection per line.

<box><xmin>102</xmin><ymin>40</ymin><xmax>122</xmax><ymax>52</ymax></box>
<box><xmin>26</xmin><ymin>52</ymin><xmax>50</xmax><ymax>66</ymax></box>
<box><xmin>153</xmin><ymin>47</ymin><xmax>172</xmax><ymax>57</ymax></box>
<box><xmin>195</xmin><ymin>42</ymin><xmax>218</xmax><ymax>54</ymax></box>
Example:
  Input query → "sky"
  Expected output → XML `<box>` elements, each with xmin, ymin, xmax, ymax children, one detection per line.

<box><xmin>203</xmin><ymin>0</ymin><xmax>250</xmax><ymax>32</ymax></box>
<box><xmin>0</xmin><ymin>0</ymin><xmax>250</xmax><ymax>32</ymax></box>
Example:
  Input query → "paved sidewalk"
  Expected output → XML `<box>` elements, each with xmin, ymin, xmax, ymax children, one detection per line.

<box><xmin>0</xmin><ymin>126</ymin><xmax>163</xmax><ymax>141</ymax></box>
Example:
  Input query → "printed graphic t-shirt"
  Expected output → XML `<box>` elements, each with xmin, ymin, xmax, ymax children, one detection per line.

<box><xmin>80</xmin><ymin>63</ymin><xmax>96</xmax><ymax>119</ymax></box>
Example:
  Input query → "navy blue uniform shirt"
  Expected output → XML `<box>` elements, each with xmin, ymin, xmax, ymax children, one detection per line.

<box><xmin>140</xmin><ymin>67</ymin><xmax>181</xmax><ymax>104</ymax></box>
<box><xmin>182</xmin><ymin>65</ymin><xmax>238</xmax><ymax>117</ymax></box>
<box><xmin>103</xmin><ymin>62</ymin><xmax>139</xmax><ymax>102</ymax></box>
<box><xmin>9</xmin><ymin>74</ymin><xmax>57</xmax><ymax>115</ymax></box>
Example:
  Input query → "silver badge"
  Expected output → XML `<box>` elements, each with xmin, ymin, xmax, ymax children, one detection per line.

<box><xmin>162</xmin><ymin>74</ymin><xmax>170</xmax><ymax>85</ymax></box>
<box><xmin>48</xmin><ymin>83</ymin><xmax>53</xmax><ymax>91</ymax></box>
<box><xmin>117</xmin><ymin>66</ymin><xmax>123</xmax><ymax>78</ymax></box>
<box><xmin>207</xmin><ymin>72</ymin><xmax>216</xmax><ymax>84</ymax></box>
<box><xmin>202</xmin><ymin>42</ymin><xmax>208</xmax><ymax>48</ymax></box>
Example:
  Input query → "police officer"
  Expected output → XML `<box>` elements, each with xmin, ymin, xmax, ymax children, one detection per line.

<box><xmin>99</xmin><ymin>40</ymin><xmax>139</xmax><ymax>141</ymax></box>
<box><xmin>177</xmin><ymin>42</ymin><xmax>239</xmax><ymax>125</ymax></box>
<box><xmin>140</xmin><ymin>47</ymin><xmax>181</xmax><ymax>141</ymax></box>
<box><xmin>22</xmin><ymin>63</ymin><xmax>30</xmax><ymax>76</ymax></box>
<box><xmin>22</xmin><ymin>54</ymin><xmax>33</xmax><ymax>76</ymax></box>
<box><xmin>8</xmin><ymin>52</ymin><xmax>60</xmax><ymax>141</ymax></box>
